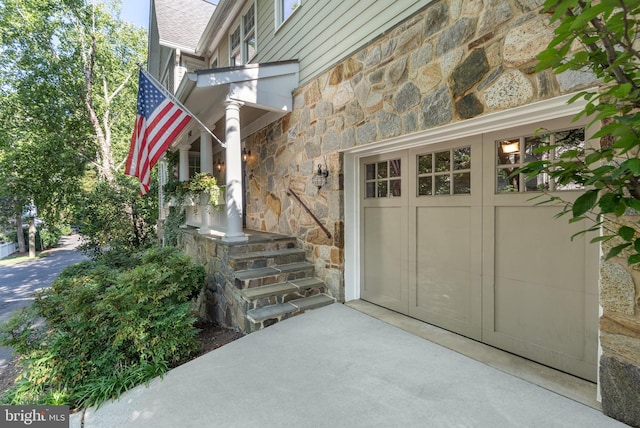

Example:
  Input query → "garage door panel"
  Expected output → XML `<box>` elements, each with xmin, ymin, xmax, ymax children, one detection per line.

<box><xmin>362</xmin><ymin>206</ymin><xmax>407</xmax><ymax>312</ymax></box>
<box><xmin>494</xmin><ymin>277</ymin><xmax>587</xmax><ymax>359</ymax></box>
<box><xmin>409</xmin><ymin>195</ymin><xmax>482</xmax><ymax>337</ymax></box>
<box><xmin>495</xmin><ymin>206</ymin><xmax>587</xmax><ymax>291</ymax></box>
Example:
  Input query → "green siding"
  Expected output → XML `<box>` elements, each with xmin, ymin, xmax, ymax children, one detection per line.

<box><xmin>254</xmin><ymin>0</ymin><xmax>433</xmax><ymax>85</ymax></box>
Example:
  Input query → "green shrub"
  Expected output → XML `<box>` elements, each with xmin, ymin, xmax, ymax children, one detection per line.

<box><xmin>0</xmin><ymin>246</ymin><xmax>205</xmax><ymax>409</ymax></box>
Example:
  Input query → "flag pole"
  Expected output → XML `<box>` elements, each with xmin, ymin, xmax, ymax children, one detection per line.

<box><xmin>138</xmin><ymin>66</ymin><xmax>226</xmax><ymax>148</ymax></box>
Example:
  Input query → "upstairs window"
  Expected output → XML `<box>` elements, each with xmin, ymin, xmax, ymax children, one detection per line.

<box><xmin>276</xmin><ymin>0</ymin><xmax>300</xmax><ymax>27</ymax></box>
<box><xmin>230</xmin><ymin>3</ymin><xmax>257</xmax><ymax>66</ymax></box>
<box><xmin>243</xmin><ymin>4</ymin><xmax>256</xmax><ymax>62</ymax></box>
<box><xmin>230</xmin><ymin>26</ymin><xmax>241</xmax><ymax>66</ymax></box>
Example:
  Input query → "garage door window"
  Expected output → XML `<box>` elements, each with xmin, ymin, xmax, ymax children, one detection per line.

<box><xmin>365</xmin><ymin>159</ymin><xmax>401</xmax><ymax>198</ymax></box>
<box><xmin>496</xmin><ymin>127</ymin><xmax>585</xmax><ymax>193</ymax></box>
<box><xmin>417</xmin><ymin>146</ymin><xmax>471</xmax><ymax>196</ymax></box>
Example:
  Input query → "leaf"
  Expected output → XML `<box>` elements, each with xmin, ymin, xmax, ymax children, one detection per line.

<box><xmin>626</xmin><ymin>158</ymin><xmax>640</xmax><ymax>174</ymax></box>
<box><xmin>590</xmin><ymin>235</ymin><xmax>614</xmax><ymax>244</ymax></box>
<box><xmin>628</xmin><ymin>254</ymin><xmax>640</xmax><ymax>266</ymax></box>
<box><xmin>619</xmin><ymin>226</ymin><xmax>636</xmax><ymax>241</ymax></box>
<box><xmin>572</xmin><ymin>189</ymin><xmax>598</xmax><ymax>217</ymax></box>
<box><xmin>606</xmin><ymin>243</ymin><xmax>631</xmax><ymax>259</ymax></box>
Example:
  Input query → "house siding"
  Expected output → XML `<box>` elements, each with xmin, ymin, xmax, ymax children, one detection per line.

<box><xmin>254</xmin><ymin>0</ymin><xmax>434</xmax><ymax>85</ymax></box>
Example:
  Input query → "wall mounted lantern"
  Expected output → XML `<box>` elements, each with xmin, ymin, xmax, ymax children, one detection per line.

<box><xmin>217</xmin><ymin>159</ymin><xmax>225</xmax><ymax>171</ymax></box>
<box><xmin>312</xmin><ymin>164</ymin><xmax>329</xmax><ymax>190</ymax></box>
<box><xmin>242</xmin><ymin>148</ymin><xmax>251</xmax><ymax>162</ymax></box>
<box><xmin>501</xmin><ymin>140</ymin><xmax>520</xmax><ymax>154</ymax></box>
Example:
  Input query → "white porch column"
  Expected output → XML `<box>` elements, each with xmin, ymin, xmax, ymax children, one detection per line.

<box><xmin>223</xmin><ymin>98</ymin><xmax>247</xmax><ymax>242</ymax></box>
<box><xmin>179</xmin><ymin>143</ymin><xmax>191</xmax><ymax>182</ymax></box>
<box><xmin>200</xmin><ymin>131</ymin><xmax>213</xmax><ymax>175</ymax></box>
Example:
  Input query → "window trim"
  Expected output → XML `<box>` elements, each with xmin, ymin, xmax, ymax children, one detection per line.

<box><xmin>275</xmin><ymin>0</ymin><xmax>301</xmax><ymax>31</ymax></box>
<box><xmin>229</xmin><ymin>2</ymin><xmax>257</xmax><ymax>66</ymax></box>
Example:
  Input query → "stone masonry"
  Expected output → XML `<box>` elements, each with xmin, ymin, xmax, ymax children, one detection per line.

<box><xmin>239</xmin><ymin>1</ymin><xmax>639</xmax><ymax>424</ymax></box>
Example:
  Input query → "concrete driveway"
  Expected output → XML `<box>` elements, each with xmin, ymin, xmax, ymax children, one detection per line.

<box><xmin>74</xmin><ymin>303</ymin><xmax>626</xmax><ymax>428</ymax></box>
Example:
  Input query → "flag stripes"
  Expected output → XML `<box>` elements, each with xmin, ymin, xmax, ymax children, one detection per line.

<box><xmin>125</xmin><ymin>70</ymin><xmax>192</xmax><ymax>195</ymax></box>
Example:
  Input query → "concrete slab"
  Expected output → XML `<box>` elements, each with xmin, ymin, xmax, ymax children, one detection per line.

<box><xmin>73</xmin><ymin>304</ymin><xmax>626</xmax><ymax>428</ymax></box>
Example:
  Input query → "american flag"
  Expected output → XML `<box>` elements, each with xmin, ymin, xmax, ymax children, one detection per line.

<box><xmin>125</xmin><ymin>70</ymin><xmax>192</xmax><ymax>195</ymax></box>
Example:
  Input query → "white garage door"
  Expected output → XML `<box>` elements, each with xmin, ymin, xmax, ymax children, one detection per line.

<box><xmin>361</xmin><ymin>117</ymin><xmax>599</xmax><ymax>381</ymax></box>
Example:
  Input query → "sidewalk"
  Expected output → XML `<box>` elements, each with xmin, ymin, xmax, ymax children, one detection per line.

<box><xmin>71</xmin><ymin>303</ymin><xmax>626</xmax><ymax>428</ymax></box>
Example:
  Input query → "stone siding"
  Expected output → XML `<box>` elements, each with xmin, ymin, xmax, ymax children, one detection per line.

<box><xmin>600</xmin><ymin>217</ymin><xmax>640</xmax><ymax>426</ymax></box>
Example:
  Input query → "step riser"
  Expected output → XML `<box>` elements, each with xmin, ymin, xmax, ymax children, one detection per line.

<box><xmin>226</xmin><ymin>240</ymin><xmax>297</xmax><ymax>256</ymax></box>
<box><xmin>229</xmin><ymin>252</ymin><xmax>307</xmax><ymax>271</ymax></box>
<box><xmin>247</xmin><ymin>286</ymin><xmax>324</xmax><ymax>311</ymax></box>
<box><xmin>234</xmin><ymin>265</ymin><xmax>315</xmax><ymax>290</ymax></box>
<box><xmin>246</xmin><ymin>294</ymin><xmax>335</xmax><ymax>333</ymax></box>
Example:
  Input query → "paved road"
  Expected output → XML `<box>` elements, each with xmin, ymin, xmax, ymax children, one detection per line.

<box><xmin>0</xmin><ymin>234</ymin><xmax>87</xmax><ymax>369</ymax></box>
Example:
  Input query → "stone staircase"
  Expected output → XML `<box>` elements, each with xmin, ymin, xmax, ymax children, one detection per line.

<box><xmin>226</xmin><ymin>235</ymin><xmax>335</xmax><ymax>333</ymax></box>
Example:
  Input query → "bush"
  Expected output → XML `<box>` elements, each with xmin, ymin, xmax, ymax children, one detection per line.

<box><xmin>0</xmin><ymin>246</ymin><xmax>205</xmax><ymax>408</ymax></box>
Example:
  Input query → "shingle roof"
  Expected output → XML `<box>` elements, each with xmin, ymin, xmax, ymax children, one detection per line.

<box><xmin>154</xmin><ymin>0</ymin><xmax>216</xmax><ymax>52</ymax></box>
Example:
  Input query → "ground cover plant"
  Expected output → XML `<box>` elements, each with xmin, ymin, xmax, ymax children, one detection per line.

<box><xmin>0</xmin><ymin>246</ymin><xmax>205</xmax><ymax>409</ymax></box>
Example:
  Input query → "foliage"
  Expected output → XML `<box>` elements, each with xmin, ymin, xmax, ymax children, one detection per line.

<box><xmin>163</xmin><ymin>206</ymin><xmax>186</xmax><ymax>247</ymax></box>
<box><xmin>0</xmin><ymin>246</ymin><xmax>205</xmax><ymax>408</ymax></box>
<box><xmin>520</xmin><ymin>0</ymin><xmax>640</xmax><ymax>264</ymax></box>
<box><xmin>0</xmin><ymin>0</ymin><xmax>146</xmax><ymax>252</ymax></box>
<box><xmin>164</xmin><ymin>172</ymin><xmax>223</xmax><ymax>209</ymax></box>
<box><xmin>77</xmin><ymin>176</ymin><xmax>158</xmax><ymax>257</ymax></box>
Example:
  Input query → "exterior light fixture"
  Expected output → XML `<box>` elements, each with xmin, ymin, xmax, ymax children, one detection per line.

<box><xmin>501</xmin><ymin>140</ymin><xmax>520</xmax><ymax>154</ymax></box>
<box><xmin>217</xmin><ymin>159</ymin><xmax>224</xmax><ymax>171</ymax></box>
<box><xmin>242</xmin><ymin>148</ymin><xmax>251</xmax><ymax>162</ymax></box>
<box><xmin>311</xmin><ymin>164</ymin><xmax>329</xmax><ymax>190</ymax></box>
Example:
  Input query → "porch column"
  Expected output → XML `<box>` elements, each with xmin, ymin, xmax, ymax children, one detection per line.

<box><xmin>200</xmin><ymin>131</ymin><xmax>213</xmax><ymax>175</ymax></box>
<box><xmin>179</xmin><ymin>143</ymin><xmax>191</xmax><ymax>181</ymax></box>
<box><xmin>223</xmin><ymin>98</ymin><xmax>247</xmax><ymax>242</ymax></box>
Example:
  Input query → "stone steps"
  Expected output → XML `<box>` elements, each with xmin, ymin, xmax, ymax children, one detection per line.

<box><xmin>247</xmin><ymin>293</ymin><xmax>335</xmax><ymax>331</ymax></box>
<box><xmin>233</xmin><ymin>262</ymin><xmax>315</xmax><ymax>290</ymax></box>
<box><xmin>228</xmin><ymin>247</ymin><xmax>307</xmax><ymax>271</ymax></box>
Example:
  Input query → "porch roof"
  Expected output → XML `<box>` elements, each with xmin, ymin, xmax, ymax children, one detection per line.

<box><xmin>173</xmin><ymin>60</ymin><xmax>300</xmax><ymax>149</ymax></box>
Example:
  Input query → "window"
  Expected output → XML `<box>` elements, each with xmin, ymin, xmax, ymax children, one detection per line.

<box><xmin>243</xmin><ymin>4</ymin><xmax>256</xmax><ymax>63</ymax></box>
<box><xmin>417</xmin><ymin>147</ymin><xmax>471</xmax><ymax>196</ymax></box>
<box><xmin>496</xmin><ymin>127</ymin><xmax>585</xmax><ymax>193</ymax></box>
<box><xmin>276</xmin><ymin>0</ymin><xmax>300</xmax><ymax>27</ymax></box>
<box><xmin>230</xmin><ymin>26</ymin><xmax>241</xmax><ymax>66</ymax></box>
<box><xmin>365</xmin><ymin>159</ymin><xmax>401</xmax><ymax>198</ymax></box>
<box><xmin>230</xmin><ymin>4</ymin><xmax>257</xmax><ymax>66</ymax></box>
<box><xmin>189</xmin><ymin>153</ymin><xmax>200</xmax><ymax>179</ymax></box>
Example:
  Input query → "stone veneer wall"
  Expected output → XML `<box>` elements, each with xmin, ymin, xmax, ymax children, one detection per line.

<box><xmin>600</xmin><ymin>218</ymin><xmax>640</xmax><ymax>426</ymax></box>
<box><xmin>240</xmin><ymin>1</ymin><xmax>638</xmax><ymax>424</ymax></box>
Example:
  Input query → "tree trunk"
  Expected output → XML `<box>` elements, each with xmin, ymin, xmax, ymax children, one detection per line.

<box><xmin>28</xmin><ymin>217</ymin><xmax>36</xmax><ymax>258</ymax></box>
<box><xmin>16</xmin><ymin>213</ymin><xmax>25</xmax><ymax>253</ymax></box>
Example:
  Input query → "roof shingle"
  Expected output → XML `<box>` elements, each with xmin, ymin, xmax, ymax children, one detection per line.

<box><xmin>154</xmin><ymin>0</ymin><xmax>216</xmax><ymax>52</ymax></box>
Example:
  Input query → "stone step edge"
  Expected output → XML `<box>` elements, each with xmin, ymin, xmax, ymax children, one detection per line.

<box><xmin>234</xmin><ymin>262</ymin><xmax>315</xmax><ymax>281</ymax></box>
<box><xmin>239</xmin><ymin>277</ymin><xmax>325</xmax><ymax>301</ymax></box>
<box><xmin>247</xmin><ymin>294</ymin><xmax>336</xmax><ymax>323</ymax></box>
<box><xmin>229</xmin><ymin>247</ymin><xmax>306</xmax><ymax>262</ymax></box>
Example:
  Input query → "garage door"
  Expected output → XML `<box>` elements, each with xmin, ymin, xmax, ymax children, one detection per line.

<box><xmin>361</xmin><ymin>117</ymin><xmax>599</xmax><ymax>381</ymax></box>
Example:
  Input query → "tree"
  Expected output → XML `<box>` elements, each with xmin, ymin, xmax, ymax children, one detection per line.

<box><xmin>0</xmin><ymin>0</ymin><xmax>148</xmax><ymax>255</ymax></box>
<box><xmin>522</xmin><ymin>0</ymin><xmax>640</xmax><ymax>265</ymax></box>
